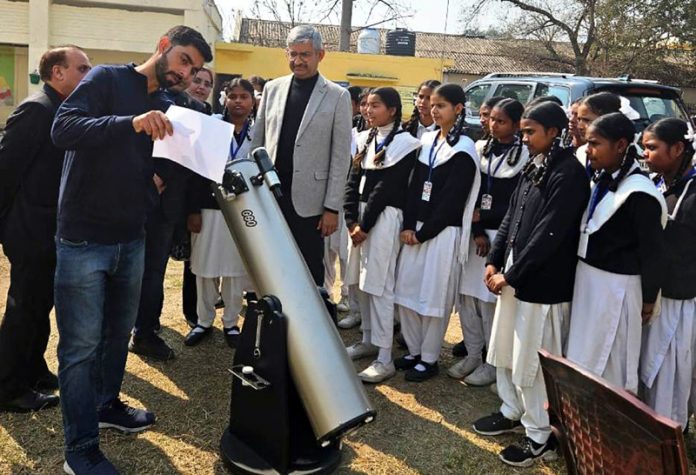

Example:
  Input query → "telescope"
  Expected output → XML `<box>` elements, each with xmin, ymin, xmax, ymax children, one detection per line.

<box><xmin>216</xmin><ymin>148</ymin><xmax>376</xmax><ymax>474</ymax></box>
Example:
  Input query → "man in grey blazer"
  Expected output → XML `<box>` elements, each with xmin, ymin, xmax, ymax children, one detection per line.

<box><xmin>252</xmin><ymin>25</ymin><xmax>352</xmax><ymax>285</ymax></box>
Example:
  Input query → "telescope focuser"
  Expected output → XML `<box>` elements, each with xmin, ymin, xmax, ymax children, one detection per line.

<box><xmin>219</xmin><ymin>169</ymin><xmax>249</xmax><ymax>201</ymax></box>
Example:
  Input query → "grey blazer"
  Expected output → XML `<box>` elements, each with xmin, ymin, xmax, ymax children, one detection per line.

<box><xmin>251</xmin><ymin>73</ymin><xmax>352</xmax><ymax>217</ymax></box>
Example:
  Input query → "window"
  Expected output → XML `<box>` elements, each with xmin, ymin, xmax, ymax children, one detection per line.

<box><xmin>534</xmin><ymin>84</ymin><xmax>571</xmax><ymax>107</ymax></box>
<box><xmin>493</xmin><ymin>83</ymin><xmax>534</xmax><ymax>104</ymax></box>
<box><xmin>464</xmin><ymin>83</ymin><xmax>492</xmax><ymax>118</ymax></box>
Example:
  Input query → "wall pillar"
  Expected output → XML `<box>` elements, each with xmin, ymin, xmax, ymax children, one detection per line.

<box><xmin>28</xmin><ymin>0</ymin><xmax>50</xmax><ymax>94</ymax></box>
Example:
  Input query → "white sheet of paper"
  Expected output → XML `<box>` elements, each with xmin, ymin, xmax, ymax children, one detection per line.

<box><xmin>152</xmin><ymin>105</ymin><xmax>234</xmax><ymax>182</ymax></box>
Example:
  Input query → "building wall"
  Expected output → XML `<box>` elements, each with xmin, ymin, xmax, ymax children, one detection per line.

<box><xmin>215</xmin><ymin>42</ymin><xmax>453</xmax><ymax>112</ymax></box>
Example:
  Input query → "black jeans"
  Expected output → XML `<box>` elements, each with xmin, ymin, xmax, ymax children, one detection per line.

<box><xmin>0</xmin><ymin>246</ymin><xmax>54</xmax><ymax>400</ymax></box>
<box><xmin>133</xmin><ymin>208</ymin><xmax>174</xmax><ymax>339</ymax></box>
<box><xmin>277</xmin><ymin>196</ymin><xmax>324</xmax><ymax>286</ymax></box>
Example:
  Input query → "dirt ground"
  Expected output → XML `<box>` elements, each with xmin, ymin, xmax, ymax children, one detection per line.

<box><xmin>0</xmin><ymin>254</ymin><xmax>682</xmax><ymax>474</ymax></box>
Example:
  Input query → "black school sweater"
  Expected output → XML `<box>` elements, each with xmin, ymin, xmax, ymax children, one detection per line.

<box><xmin>581</xmin><ymin>170</ymin><xmax>665</xmax><ymax>304</ymax></box>
<box><xmin>662</xmin><ymin>176</ymin><xmax>696</xmax><ymax>299</ymax></box>
<box><xmin>476</xmin><ymin>141</ymin><xmax>525</xmax><ymax>232</ymax></box>
<box><xmin>488</xmin><ymin>149</ymin><xmax>590</xmax><ymax>304</ymax></box>
<box><xmin>343</xmin><ymin>151</ymin><xmax>417</xmax><ymax>233</ymax></box>
<box><xmin>403</xmin><ymin>152</ymin><xmax>477</xmax><ymax>243</ymax></box>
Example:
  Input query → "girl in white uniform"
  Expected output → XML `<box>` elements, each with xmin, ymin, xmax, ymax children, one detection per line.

<box><xmin>403</xmin><ymin>80</ymin><xmax>441</xmax><ymax>139</ymax></box>
<box><xmin>575</xmin><ymin>92</ymin><xmax>621</xmax><ymax>174</ymax></box>
<box><xmin>566</xmin><ymin>112</ymin><xmax>667</xmax><ymax>393</ymax></box>
<box><xmin>393</xmin><ymin>84</ymin><xmax>480</xmax><ymax>382</ymax></box>
<box><xmin>450</xmin><ymin>98</ymin><xmax>529</xmax><ymax>387</ymax></box>
<box><xmin>343</xmin><ymin>87</ymin><xmax>421</xmax><ymax>383</ymax></box>
<box><xmin>187</xmin><ymin>79</ymin><xmax>255</xmax><ymax>348</ymax></box>
<box><xmin>473</xmin><ymin>102</ymin><xmax>590</xmax><ymax>467</ymax></box>
<box><xmin>640</xmin><ymin>118</ymin><xmax>696</xmax><ymax>430</ymax></box>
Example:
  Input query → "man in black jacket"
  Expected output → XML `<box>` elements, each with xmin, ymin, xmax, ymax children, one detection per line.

<box><xmin>0</xmin><ymin>46</ymin><xmax>91</xmax><ymax>412</ymax></box>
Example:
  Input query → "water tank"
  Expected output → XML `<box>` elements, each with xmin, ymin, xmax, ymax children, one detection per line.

<box><xmin>357</xmin><ymin>28</ymin><xmax>380</xmax><ymax>54</ymax></box>
<box><xmin>385</xmin><ymin>29</ymin><xmax>416</xmax><ymax>56</ymax></box>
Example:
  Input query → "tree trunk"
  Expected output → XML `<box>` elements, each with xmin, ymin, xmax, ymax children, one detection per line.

<box><xmin>339</xmin><ymin>0</ymin><xmax>353</xmax><ymax>52</ymax></box>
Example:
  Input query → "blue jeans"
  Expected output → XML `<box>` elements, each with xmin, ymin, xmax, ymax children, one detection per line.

<box><xmin>54</xmin><ymin>237</ymin><xmax>145</xmax><ymax>452</ymax></box>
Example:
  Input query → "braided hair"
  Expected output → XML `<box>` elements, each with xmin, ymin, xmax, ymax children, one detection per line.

<box><xmin>403</xmin><ymin>80</ymin><xmax>441</xmax><ymax>137</ymax></box>
<box><xmin>430</xmin><ymin>84</ymin><xmax>469</xmax><ymax>146</ymax></box>
<box><xmin>521</xmin><ymin>102</ymin><xmax>570</xmax><ymax>187</ymax></box>
<box><xmin>645</xmin><ymin>118</ymin><xmax>696</xmax><ymax>190</ymax></box>
<box><xmin>483</xmin><ymin>98</ymin><xmax>525</xmax><ymax>166</ymax></box>
<box><xmin>588</xmin><ymin>112</ymin><xmax>641</xmax><ymax>192</ymax></box>
<box><xmin>352</xmin><ymin>87</ymin><xmax>403</xmax><ymax>169</ymax></box>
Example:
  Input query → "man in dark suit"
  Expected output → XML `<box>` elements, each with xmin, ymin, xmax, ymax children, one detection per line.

<box><xmin>0</xmin><ymin>45</ymin><xmax>92</xmax><ymax>412</ymax></box>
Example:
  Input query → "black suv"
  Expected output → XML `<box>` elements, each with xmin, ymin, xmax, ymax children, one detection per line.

<box><xmin>463</xmin><ymin>72</ymin><xmax>693</xmax><ymax>137</ymax></box>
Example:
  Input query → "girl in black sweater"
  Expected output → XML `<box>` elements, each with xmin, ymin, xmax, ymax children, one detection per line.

<box><xmin>402</xmin><ymin>80</ymin><xmax>441</xmax><ymax>139</ymax></box>
<box><xmin>566</xmin><ymin>113</ymin><xmax>666</xmax><ymax>394</ymax></box>
<box><xmin>639</xmin><ymin>118</ymin><xmax>695</xmax><ymax>430</ymax></box>
<box><xmin>343</xmin><ymin>87</ymin><xmax>421</xmax><ymax>383</ymax></box>
<box><xmin>393</xmin><ymin>84</ymin><xmax>480</xmax><ymax>382</ymax></box>
<box><xmin>474</xmin><ymin>102</ymin><xmax>589</xmax><ymax>468</ymax></box>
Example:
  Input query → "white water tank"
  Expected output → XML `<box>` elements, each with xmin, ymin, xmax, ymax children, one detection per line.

<box><xmin>357</xmin><ymin>28</ymin><xmax>380</xmax><ymax>54</ymax></box>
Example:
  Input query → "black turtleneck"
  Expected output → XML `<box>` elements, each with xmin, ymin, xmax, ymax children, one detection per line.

<box><xmin>276</xmin><ymin>74</ymin><xmax>319</xmax><ymax>193</ymax></box>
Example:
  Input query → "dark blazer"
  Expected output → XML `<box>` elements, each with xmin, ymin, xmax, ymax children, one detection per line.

<box><xmin>0</xmin><ymin>84</ymin><xmax>64</xmax><ymax>254</ymax></box>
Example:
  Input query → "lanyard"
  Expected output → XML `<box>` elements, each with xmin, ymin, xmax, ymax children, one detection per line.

<box><xmin>586</xmin><ymin>177</ymin><xmax>610</xmax><ymax>225</ymax></box>
<box><xmin>230</xmin><ymin>120</ymin><xmax>250</xmax><ymax>160</ymax></box>
<box><xmin>428</xmin><ymin>133</ymin><xmax>447</xmax><ymax>181</ymax></box>
<box><xmin>374</xmin><ymin>135</ymin><xmax>388</xmax><ymax>154</ymax></box>
<box><xmin>485</xmin><ymin>150</ymin><xmax>508</xmax><ymax>193</ymax></box>
<box><xmin>656</xmin><ymin>167</ymin><xmax>696</xmax><ymax>192</ymax></box>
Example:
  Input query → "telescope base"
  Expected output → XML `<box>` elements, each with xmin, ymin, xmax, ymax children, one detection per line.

<box><xmin>220</xmin><ymin>429</ymin><xmax>342</xmax><ymax>475</ymax></box>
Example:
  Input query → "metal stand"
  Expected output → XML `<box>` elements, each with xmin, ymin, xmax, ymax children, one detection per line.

<box><xmin>220</xmin><ymin>294</ymin><xmax>342</xmax><ymax>475</ymax></box>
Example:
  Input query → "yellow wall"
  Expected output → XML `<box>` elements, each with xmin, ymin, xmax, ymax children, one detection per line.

<box><xmin>215</xmin><ymin>42</ymin><xmax>453</xmax><ymax>111</ymax></box>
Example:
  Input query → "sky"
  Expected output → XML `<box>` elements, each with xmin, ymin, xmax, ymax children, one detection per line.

<box><xmin>213</xmin><ymin>0</ymin><xmax>485</xmax><ymax>38</ymax></box>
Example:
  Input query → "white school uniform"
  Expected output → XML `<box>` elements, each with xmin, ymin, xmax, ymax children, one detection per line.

<box><xmin>344</xmin><ymin>127</ymin><xmax>421</xmax><ymax>350</ymax></box>
<box><xmin>415</xmin><ymin>121</ymin><xmax>437</xmax><ymax>140</ymax></box>
<box><xmin>190</xmin><ymin>122</ymin><xmax>254</xmax><ymax>329</ymax></box>
<box><xmin>395</xmin><ymin>131</ymin><xmax>480</xmax><ymax>362</ymax></box>
<box><xmin>566</xmin><ymin>163</ymin><xmax>667</xmax><ymax>393</ymax></box>
<box><xmin>640</xmin><ymin>178</ymin><xmax>696</xmax><ymax>427</ymax></box>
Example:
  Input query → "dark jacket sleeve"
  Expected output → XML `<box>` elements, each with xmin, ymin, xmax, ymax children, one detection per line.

<box><xmin>343</xmin><ymin>163</ymin><xmax>361</xmax><ymax>229</ymax></box>
<box><xmin>628</xmin><ymin>193</ymin><xmax>665</xmax><ymax>303</ymax></box>
<box><xmin>51</xmin><ymin>66</ymin><xmax>134</xmax><ymax>150</ymax></box>
<box><xmin>486</xmin><ymin>182</ymin><xmax>517</xmax><ymax>270</ymax></box>
<box><xmin>415</xmin><ymin>153</ymin><xmax>476</xmax><ymax>243</ymax></box>
<box><xmin>360</xmin><ymin>151</ymin><xmax>416</xmax><ymax>233</ymax></box>
<box><xmin>0</xmin><ymin>101</ymin><xmax>51</xmax><ymax>214</ymax></box>
<box><xmin>503</xmin><ymin>167</ymin><xmax>589</xmax><ymax>289</ymax></box>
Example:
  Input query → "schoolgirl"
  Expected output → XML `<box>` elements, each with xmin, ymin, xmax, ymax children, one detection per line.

<box><xmin>450</xmin><ymin>98</ymin><xmax>529</xmax><ymax>387</ymax></box>
<box><xmin>473</xmin><ymin>102</ymin><xmax>589</xmax><ymax>467</ymax></box>
<box><xmin>393</xmin><ymin>84</ymin><xmax>480</xmax><ymax>382</ymax></box>
<box><xmin>640</xmin><ymin>118</ymin><xmax>696</xmax><ymax>430</ymax></box>
<box><xmin>403</xmin><ymin>80</ymin><xmax>441</xmax><ymax>138</ymax></box>
<box><xmin>335</xmin><ymin>88</ymin><xmax>372</xmax><ymax>330</ymax></box>
<box><xmin>566</xmin><ymin>112</ymin><xmax>666</xmax><ymax>394</ymax></box>
<box><xmin>343</xmin><ymin>87</ymin><xmax>421</xmax><ymax>383</ymax></box>
<box><xmin>575</xmin><ymin>92</ymin><xmax>621</xmax><ymax>171</ymax></box>
<box><xmin>187</xmin><ymin>78</ymin><xmax>255</xmax><ymax>348</ymax></box>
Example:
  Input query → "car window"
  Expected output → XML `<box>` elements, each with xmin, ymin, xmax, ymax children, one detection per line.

<box><xmin>534</xmin><ymin>84</ymin><xmax>571</xmax><ymax>107</ymax></box>
<box><xmin>618</xmin><ymin>94</ymin><xmax>689</xmax><ymax>130</ymax></box>
<box><xmin>493</xmin><ymin>83</ymin><xmax>534</xmax><ymax>103</ymax></box>
<box><xmin>464</xmin><ymin>83</ymin><xmax>492</xmax><ymax>118</ymax></box>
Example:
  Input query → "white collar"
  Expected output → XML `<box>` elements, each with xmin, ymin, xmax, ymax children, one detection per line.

<box><xmin>355</xmin><ymin>124</ymin><xmax>421</xmax><ymax>170</ymax></box>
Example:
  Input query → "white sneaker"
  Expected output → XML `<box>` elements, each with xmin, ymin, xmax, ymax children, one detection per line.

<box><xmin>336</xmin><ymin>296</ymin><xmax>350</xmax><ymax>313</ymax></box>
<box><xmin>338</xmin><ymin>314</ymin><xmax>361</xmax><ymax>329</ymax></box>
<box><xmin>346</xmin><ymin>342</ymin><xmax>378</xmax><ymax>360</ymax></box>
<box><xmin>464</xmin><ymin>363</ymin><xmax>496</xmax><ymax>386</ymax></box>
<box><xmin>447</xmin><ymin>355</ymin><xmax>482</xmax><ymax>379</ymax></box>
<box><xmin>358</xmin><ymin>360</ymin><xmax>396</xmax><ymax>383</ymax></box>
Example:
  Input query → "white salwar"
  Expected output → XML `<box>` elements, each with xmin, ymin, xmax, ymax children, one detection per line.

<box><xmin>190</xmin><ymin>122</ymin><xmax>255</xmax><ymax>329</ymax></box>
<box><xmin>344</xmin><ymin>126</ymin><xmax>421</xmax><ymax>352</ymax></box>
<box><xmin>640</xmin><ymin>297</ymin><xmax>696</xmax><ymax>428</ymax></box>
<box><xmin>487</xmin><ymin>282</ymin><xmax>570</xmax><ymax>444</ymax></box>
<box><xmin>567</xmin><ymin>163</ymin><xmax>667</xmax><ymax>393</ymax></box>
<box><xmin>395</xmin><ymin>131</ymin><xmax>480</xmax><ymax>363</ymax></box>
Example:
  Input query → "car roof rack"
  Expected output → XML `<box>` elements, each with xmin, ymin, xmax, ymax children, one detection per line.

<box><xmin>615</xmin><ymin>74</ymin><xmax>660</xmax><ymax>84</ymax></box>
<box><xmin>483</xmin><ymin>72</ymin><xmax>576</xmax><ymax>79</ymax></box>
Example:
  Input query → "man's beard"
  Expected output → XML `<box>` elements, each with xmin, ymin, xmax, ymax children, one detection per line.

<box><xmin>155</xmin><ymin>54</ymin><xmax>184</xmax><ymax>91</ymax></box>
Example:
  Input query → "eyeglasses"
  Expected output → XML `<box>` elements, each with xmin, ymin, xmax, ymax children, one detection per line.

<box><xmin>286</xmin><ymin>50</ymin><xmax>314</xmax><ymax>60</ymax></box>
<box><xmin>192</xmin><ymin>77</ymin><xmax>213</xmax><ymax>88</ymax></box>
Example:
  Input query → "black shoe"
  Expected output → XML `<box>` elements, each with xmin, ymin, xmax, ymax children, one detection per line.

<box><xmin>34</xmin><ymin>371</ymin><xmax>59</xmax><ymax>392</ymax></box>
<box><xmin>129</xmin><ymin>334</ymin><xmax>175</xmax><ymax>361</ymax></box>
<box><xmin>98</xmin><ymin>398</ymin><xmax>156</xmax><ymax>433</ymax></box>
<box><xmin>394</xmin><ymin>354</ymin><xmax>420</xmax><ymax>370</ymax></box>
<box><xmin>215</xmin><ymin>298</ymin><xmax>225</xmax><ymax>309</ymax></box>
<box><xmin>184</xmin><ymin>325</ymin><xmax>212</xmax><ymax>347</ymax></box>
<box><xmin>473</xmin><ymin>411</ymin><xmax>522</xmax><ymax>436</ymax></box>
<box><xmin>0</xmin><ymin>389</ymin><xmax>59</xmax><ymax>413</ymax></box>
<box><xmin>499</xmin><ymin>436</ymin><xmax>557</xmax><ymax>467</ymax></box>
<box><xmin>223</xmin><ymin>326</ymin><xmax>241</xmax><ymax>349</ymax></box>
<box><xmin>395</xmin><ymin>332</ymin><xmax>407</xmax><ymax>349</ymax></box>
<box><xmin>64</xmin><ymin>446</ymin><xmax>119</xmax><ymax>475</ymax></box>
<box><xmin>452</xmin><ymin>340</ymin><xmax>468</xmax><ymax>357</ymax></box>
<box><xmin>405</xmin><ymin>361</ymin><xmax>439</xmax><ymax>382</ymax></box>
